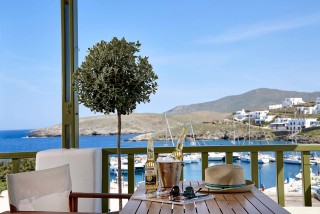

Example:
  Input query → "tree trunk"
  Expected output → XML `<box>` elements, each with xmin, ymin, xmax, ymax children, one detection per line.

<box><xmin>117</xmin><ymin>111</ymin><xmax>122</xmax><ymax>210</ymax></box>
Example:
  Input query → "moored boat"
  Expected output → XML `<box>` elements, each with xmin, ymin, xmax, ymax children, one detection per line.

<box><xmin>208</xmin><ymin>152</ymin><xmax>225</xmax><ymax>161</ymax></box>
<box><xmin>314</xmin><ymin>189</ymin><xmax>320</xmax><ymax>201</ymax></box>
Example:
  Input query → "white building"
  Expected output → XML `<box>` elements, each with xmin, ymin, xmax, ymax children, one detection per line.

<box><xmin>234</xmin><ymin>109</ymin><xmax>247</xmax><ymax>121</ymax></box>
<box><xmin>282</xmin><ymin>98</ymin><xmax>305</xmax><ymax>108</ymax></box>
<box><xmin>313</xmin><ymin>97</ymin><xmax>320</xmax><ymax>114</ymax></box>
<box><xmin>269</xmin><ymin>104</ymin><xmax>282</xmax><ymax>110</ymax></box>
<box><xmin>250</xmin><ymin>110</ymin><xmax>269</xmax><ymax>119</ymax></box>
<box><xmin>255</xmin><ymin>115</ymin><xmax>275</xmax><ymax>123</ymax></box>
<box><xmin>297</xmin><ymin>106</ymin><xmax>314</xmax><ymax>115</ymax></box>
<box><xmin>269</xmin><ymin>118</ymin><xmax>291</xmax><ymax>131</ymax></box>
<box><xmin>287</xmin><ymin>118</ymin><xmax>318</xmax><ymax>132</ymax></box>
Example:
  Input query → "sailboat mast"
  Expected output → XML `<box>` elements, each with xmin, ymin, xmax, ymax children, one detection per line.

<box><xmin>248</xmin><ymin>112</ymin><xmax>251</xmax><ymax>144</ymax></box>
<box><xmin>165</xmin><ymin>113</ymin><xmax>174</xmax><ymax>146</ymax></box>
<box><xmin>190</xmin><ymin>120</ymin><xmax>196</xmax><ymax>141</ymax></box>
<box><xmin>233</xmin><ymin>116</ymin><xmax>236</xmax><ymax>143</ymax></box>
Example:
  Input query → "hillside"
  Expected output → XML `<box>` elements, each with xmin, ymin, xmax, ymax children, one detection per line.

<box><xmin>30</xmin><ymin>111</ymin><xmax>280</xmax><ymax>142</ymax></box>
<box><xmin>166</xmin><ymin>88</ymin><xmax>320</xmax><ymax>114</ymax></box>
<box><xmin>29</xmin><ymin>88</ymin><xmax>320</xmax><ymax>144</ymax></box>
<box><xmin>29</xmin><ymin>111</ymin><xmax>231</xmax><ymax>137</ymax></box>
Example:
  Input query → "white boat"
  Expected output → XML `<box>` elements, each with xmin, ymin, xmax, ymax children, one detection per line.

<box><xmin>190</xmin><ymin>153</ymin><xmax>201</xmax><ymax>163</ymax></box>
<box><xmin>208</xmin><ymin>152</ymin><xmax>225</xmax><ymax>161</ymax></box>
<box><xmin>110</xmin><ymin>157</ymin><xmax>147</xmax><ymax>174</ymax></box>
<box><xmin>283</xmin><ymin>155</ymin><xmax>301</xmax><ymax>164</ymax></box>
<box><xmin>313</xmin><ymin>188</ymin><xmax>320</xmax><ymax>201</ymax></box>
<box><xmin>233</xmin><ymin>152</ymin><xmax>241</xmax><ymax>160</ymax></box>
<box><xmin>240</xmin><ymin>153</ymin><xmax>270</xmax><ymax>164</ymax></box>
<box><xmin>259</xmin><ymin>154</ymin><xmax>271</xmax><ymax>164</ymax></box>
<box><xmin>265</xmin><ymin>155</ymin><xmax>276</xmax><ymax>162</ymax></box>
<box><xmin>259</xmin><ymin>155</ymin><xmax>270</xmax><ymax>164</ymax></box>
<box><xmin>110</xmin><ymin>163</ymin><xmax>128</xmax><ymax>174</ymax></box>
<box><xmin>283</xmin><ymin>155</ymin><xmax>315</xmax><ymax>165</ymax></box>
<box><xmin>134</xmin><ymin>161</ymin><xmax>145</xmax><ymax>170</ymax></box>
<box><xmin>310</xmin><ymin>155</ymin><xmax>320</xmax><ymax>165</ymax></box>
<box><xmin>240</xmin><ymin>154</ymin><xmax>250</xmax><ymax>162</ymax></box>
<box><xmin>295</xmin><ymin>168</ymin><xmax>316</xmax><ymax>180</ymax></box>
<box><xmin>183</xmin><ymin>155</ymin><xmax>192</xmax><ymax>164</ymax></box>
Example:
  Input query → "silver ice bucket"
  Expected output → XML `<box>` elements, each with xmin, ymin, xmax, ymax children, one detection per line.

<box><xmin>157</xmin><ymin>162</ymin><xmax>184</xmax><ymax>189</ymax></box>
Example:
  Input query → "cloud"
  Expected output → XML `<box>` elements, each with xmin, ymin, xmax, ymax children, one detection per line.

<box><xmin>198</xmin><ymin>13</ymin><xmax>320</xmax><ymax>44</ymax></box>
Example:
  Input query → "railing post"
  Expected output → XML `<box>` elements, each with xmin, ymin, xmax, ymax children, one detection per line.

<box><xmin>102</xmin><ymin>152</ymin><xmax>110</xmax><ymax>212</ymax></box>
<box><xmin>225</xmin><ymin>152</ymin><xmax>233</xmax><ymax>164</ymax></box>
<box><xmin>250</xmin><ymin>152</ymin><xmax>259</xmax><ymax>188</ymax></box>
<box><xmin>127</xmin><ymin>154</ymin><xmax>135</xmax><ymax>194</ymax></box>
<box><xmin>12</xmin><ymin>158</ymin><xmax>20</xmax><ymax>173</ymax></box>
<box><xmin>276</xmin><ymin>151</ymin><xmax>285</xmax><ymax>206</ymax></box>
<box><xmin>61</xmin><ymin>0</ymin><xmax>79</xmax><ymax>149</ymax></box>
<box><xmin>201</xmin><ymin>152</ymin><xmax>208</xmax><ymax>180</ymax></box>
<box><xmin>302</xmin><ymin>151</ymin><xmax>312</xmax><ymax>206</ymax></box>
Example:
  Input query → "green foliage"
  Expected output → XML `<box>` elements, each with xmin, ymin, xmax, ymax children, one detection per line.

<box><xmin>20</xmin><ymin>158</ymin><xmax>36</xmax><ymax>172</ymax></box>
<box><xmin>0</xmin><ymin>181</ymin><xmax>6</xmax><ymax>192</ymax></box>
<box><xmin>0</xmin><ymin>161</ymin><xmax>11</xmax><ymax>182</ymax></box>
<box><xmin>74</xmin><ymin>37</ymin><xmax>158</xmax><ymax>115</ymax></box>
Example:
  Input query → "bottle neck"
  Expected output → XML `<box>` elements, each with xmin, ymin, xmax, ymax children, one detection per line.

<box><xmin>147</xmin><ymin>150</ymin><xmax>154</xmax><ymax>161</ymax></box>
<box><xmin>175</xmin><ymin>139</ymin><xmax>184</xmax><ymax>151</ymax></box>
<box><xmin>147</xmin><ymin>141</ymin><xmax>155</xmax><ymax>161</ymax></box>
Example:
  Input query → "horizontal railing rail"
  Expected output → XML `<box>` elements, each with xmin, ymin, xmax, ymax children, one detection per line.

<box><xmin>1</xmin><ymin>144</ymin><xmax>320</xmax><ymax>210</ymax></box>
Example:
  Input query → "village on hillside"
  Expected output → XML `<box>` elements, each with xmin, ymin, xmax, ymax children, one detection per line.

<box><xmin>233</xmin><ymin>97</ymin><xmax>320</xmax><ymax>134</ymax></box>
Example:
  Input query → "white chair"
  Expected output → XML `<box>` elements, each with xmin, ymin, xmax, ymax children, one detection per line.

<box><xmin>6</xmin><ymin>164</ymin><xmax>72</xmax><ymax>212</ymax></box>
<box><xmin>35</xmin><ymin>148</ymin><xmax>102</xmax><ymax>212</ymax></box>
<box><xmin>6</xmin><ymin>164</ymin><xmax>131</xmax><ymax>213</ymax></box>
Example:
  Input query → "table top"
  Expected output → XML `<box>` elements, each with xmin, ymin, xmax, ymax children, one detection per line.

<box><xmin>121</xmin><ymin>181</ymin><xmax>290</xmax><ymax>214</ymax></box>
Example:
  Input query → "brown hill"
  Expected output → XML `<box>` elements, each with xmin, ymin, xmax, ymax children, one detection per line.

<box><xmin>29</xmin><ymin>111</ymin><xmax>231</xmax><ymax>137</ymax></box>
<box><xmin>166</xmin><ymin>88</ymin><xmax>320</xmax><ymax>114</ymax></box>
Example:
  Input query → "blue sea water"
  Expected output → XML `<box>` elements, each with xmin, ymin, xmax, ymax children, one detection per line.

<box><xmin>1</xmin><ymin>129</ymin><xmax>319</xmax><ymax>189</ymax></box>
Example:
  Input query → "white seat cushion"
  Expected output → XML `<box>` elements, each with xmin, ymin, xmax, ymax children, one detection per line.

<box><xmin>36</xmin><ymin>148</ymin><xmax>102</xmax><ymax>213</ymax></box>
<box><xmin>7</xmin><ymin>164</ymin><xmax>71</xmax><ymax>212</ymax></box>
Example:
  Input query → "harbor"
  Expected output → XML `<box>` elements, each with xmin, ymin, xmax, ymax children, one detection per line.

<box><xmin>108</xmin><ymin>152</ymin><xmax>320</xmax><ymax>201</ymax></box>
<box><xmin>1</xmin><ymin>130</ymin><xmax>320</xmax><ymax>210</ymax></box>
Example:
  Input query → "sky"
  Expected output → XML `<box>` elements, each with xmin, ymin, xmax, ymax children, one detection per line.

<box><xmin>1</xmin><ymin>0</ymin><xmax>320</xmax><ymax>130</ymax></box>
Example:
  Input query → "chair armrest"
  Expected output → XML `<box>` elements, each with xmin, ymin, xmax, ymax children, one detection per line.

<box><xmin>70</xmin><ymin>192</ymin><xmax>132</xmax><ymax>199</ymax></box>
<box><xmin>69</xmin><ymin>192</ymin><xmax>132</xmax><ymax>212</ymax></box>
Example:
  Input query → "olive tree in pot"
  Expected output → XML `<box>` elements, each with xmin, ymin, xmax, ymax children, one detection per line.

<box><xmin>73</xmin><ymin>37</ymin><xmax>158</xmax><ymax>209</ymax></box>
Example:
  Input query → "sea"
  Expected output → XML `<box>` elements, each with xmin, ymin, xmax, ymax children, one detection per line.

<box><xmin>1</xmin><ymin>129</ymin><xmax>320</xmax><ymax>189</ymax></box>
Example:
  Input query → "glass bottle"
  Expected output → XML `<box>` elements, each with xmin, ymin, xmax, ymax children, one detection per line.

<box><xmin>145</xmin><ymin>138</ymin><xmax>158</xmax><ymax>197</ymax></box>
<box><xmin>172</xmin><ymin>127</ymin><xmax>187</xmax><ymax>161</ymax></box>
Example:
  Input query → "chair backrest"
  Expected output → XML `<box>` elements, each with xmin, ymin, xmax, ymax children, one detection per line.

<box><xmin>36</xmin><ymin>148</ymin><xmax>102</xmax><ymax>213</ymax></box>
<box><xmin>6</xmin><ymin>164</ymin><xmax>71</xmax><ymax>212</ymax></box>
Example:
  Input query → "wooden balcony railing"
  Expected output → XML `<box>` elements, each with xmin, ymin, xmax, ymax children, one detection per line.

<box><xmin>1</xmin><ymin>144</ymin><xmax>320</xmax><ymax>211</ymax></box>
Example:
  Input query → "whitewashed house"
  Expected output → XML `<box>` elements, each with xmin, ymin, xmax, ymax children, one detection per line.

<box><xmin>282</xmin><ymin>98</ymin><xmax>305</xmax><ymax>108</ymax></box>
<box><xmin>249</xmin><ymin>110</ymin><xmax>269</xmax><ymax>119</ymax></box>
<box><xmin>234</xmin><ymin>109</ymin><xmax>247</xmax><ymax>121</ymax></box>
<box><xmin>247</xmin><ymin>110</ymin><xmax>275</xmax><ymax>123</ymax></box>
<box><xmin>269</xmin><ymin>118</ymin><xmax>291</xmax><ymax>131</ymax></box>
<box><xmin>269</xmin><ymin>104</ymin><xmax>282</xmax><ymax>110</ymax></box>
<box><xmin>297</xmin><ymin>106</ymin><xmax>314</xmax><ymax>115</ymax></box>
<box><xmin>255</xmin><ymin>115</ymin><xmax>275</xmax><ymax>123</ymax></box>
<box><xmin>287</xmin><ymin>118</ymin><xmax>318</xmax><ymax>132</ymax></box>
<box><xmin>313</xmin><ymin>97</ymin><xmax>320</xmax><ymax>114</ymax></box>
